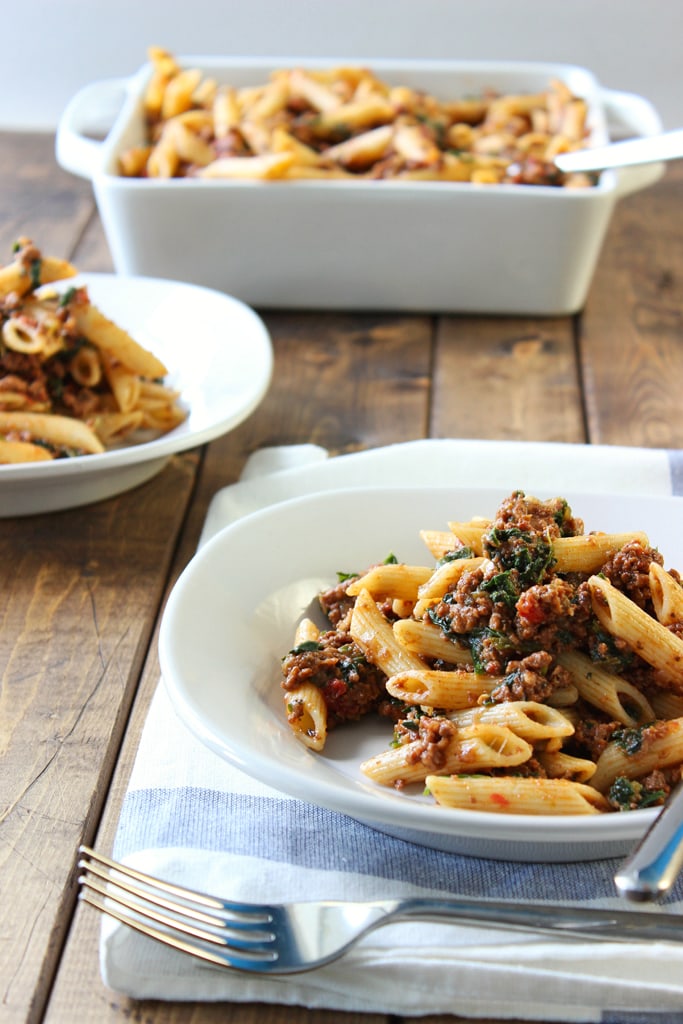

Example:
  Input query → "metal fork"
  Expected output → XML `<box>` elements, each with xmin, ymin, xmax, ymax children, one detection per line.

<box><xmin>78</xmin><ymin>845</ymin><xmax>683</xmax><ymax>974</ymax></box>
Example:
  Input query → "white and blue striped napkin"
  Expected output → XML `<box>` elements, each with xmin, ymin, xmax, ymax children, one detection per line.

<box><xmin>104</xmin><ymin>439</ymin><xmax>683</xmax><ymax>1022</ymax></box>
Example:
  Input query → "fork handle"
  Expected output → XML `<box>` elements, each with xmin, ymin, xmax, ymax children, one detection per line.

<box><xmin>387</xmin><ymin>896</ymin><xmax>683</xmax><ymax>943</ymax></box>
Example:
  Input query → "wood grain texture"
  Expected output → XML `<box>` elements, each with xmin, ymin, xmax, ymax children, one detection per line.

<box><xmin>431</xmin><ymin>317</ymin><xmax>584</xmax><ymax>443</ymax></box>
<box><xmin>1</xmin><ymin>457</ymin><xmax>198</xmax><ymax>1024</ymax></box>
<box><xmin>580</xmin><ymin>163</ymin><xmax>683</xmax><ymax>447</ymax></box>
<box><xmin>2</xmin><ymin>127</ymin><xmax>680</xmax><ymax>1024</ymax></box>
<box><xmin>0</xmin><ymin>132</ymin><xmax>95</xmax><ymax>262</ymax></box>
<box><xmin>43</xmin><ymin>305</ymin><xmax>433</xmax><ymax>1023</ymax></box>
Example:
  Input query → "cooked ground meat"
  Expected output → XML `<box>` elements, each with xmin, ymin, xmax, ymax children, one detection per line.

<box><xmin>318</xmin><ymin>577</ymin><xmax>357</xmax><ymax>629</ymax></box>
<box><xmin>601</xmin><ymin>540</ymin><xmax>664</xmax><ymax>611</ymax></box>
<box><xmin>281</xmin><ymin>629</ymin><xmax>385</xmax><ymax>727</ymax></box>
<box><xmin>0</xmin><ymin>350</ymin><xmax>50</xmax><ymax>406</ymax></box>
<box><xmin>430</xmin><ymin>566</ymin><xmax>493</xmax><ymax>636</ymax></box>
<box><xmin>488</xmin><ymin>650</ymin><xmax>570</xmax><ymax>703</ymax></box>
<box><xmin>571</xmin><ymin>714</ymin><xmax>622</xmax><ymax>761</ymax></box>
<box><xmin>402</xmin><ymin>716</ymin><xmax>458</xmax><ymax>772</ymax></box>
<box><xmin>639</xmin><ymin>766</ymin><xmax>681</xmax><ymax>795</ymax></box>
<box><xmin>515</xmin><ymin>577</ymin><xmax>592</xmax><ymax>649</ymax></box>
<box><xmin>488</xmin><ymin>490</ymin><xmax>583</xmax><ymax>540</ymax></box>
<box><xmin>488</xmin><ymin>756</ymin><xmax>548</xmax><ymax>779</ymax></box>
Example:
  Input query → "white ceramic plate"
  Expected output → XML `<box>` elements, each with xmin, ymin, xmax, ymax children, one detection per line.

<box><xmin>159</xmin><ymin>485</ymin><xmax>683</xmax><ymax>862</ymax></box>
<box><xmin>1</xmin><ymin>273</ymin><xmax>273</xmax><ymax>516</ymax></box>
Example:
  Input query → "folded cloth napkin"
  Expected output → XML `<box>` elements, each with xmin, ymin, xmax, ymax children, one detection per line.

<box><xmin>105</xmin><ymin>439</ymin><xmax>683</xmax><ymax>1022</ymax></box>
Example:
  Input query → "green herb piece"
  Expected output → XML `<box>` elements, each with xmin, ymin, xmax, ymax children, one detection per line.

<box><xmin>608</xmin><ymin>776</ymin><xmax>666</xmax><ymax>811</ymax></box>
<box><xmin>611</xmin><ymin>725</ymin><xmax>648</xmax><ymax>755</ymax></box>
<box><xmin>290</xmin><ymin>640</ymin><xmax>322</xmax><ymax>654</ymax></box>
<box><xmin>437</xmin><ymin>546</ymin><xmax>474</xmax><ymax>566</ymax></box>
<box><xmin>29</xmin><ymin>258</ymin><xmax>42</xmax><ymax>290</ymax></box>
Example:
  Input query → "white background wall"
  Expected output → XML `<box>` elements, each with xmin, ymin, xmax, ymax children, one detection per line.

<box><xmin>2</xmin><ymin>0</ymin><xmax>681</xmax><ymax>131</ymax></box>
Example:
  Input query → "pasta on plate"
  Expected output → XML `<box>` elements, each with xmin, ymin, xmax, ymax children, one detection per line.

<box><xmin>119</xmin><ymin>46</ymin><xmax>596</xmax><ymax>188</ymax></box>
<box><xmin>280</xmin><ymin>491</ymin><xmax>683</xmax><ymax>817</ymax></box>
<box><xmin>0</xmin><ymin>239</ymin><xmax>186</xmax><ymax>463</ymax></box>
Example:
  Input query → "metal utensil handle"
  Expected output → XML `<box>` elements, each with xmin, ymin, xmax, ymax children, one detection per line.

<box><xmin>615</xmin><ymin>780</ymin><xmax>683</xmax><ymax>901</ymax></box>
<box><xmin>556</xmin><ymin>128</ymin><xmax>683</xmax><ymax>173</ymax></box>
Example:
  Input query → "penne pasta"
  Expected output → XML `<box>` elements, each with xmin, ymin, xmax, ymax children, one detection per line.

<box><xmin>119</xmin><ymin>51</ymin><xmax>596</xmax><ymax>189</ymax></box>
<box><xmin>279</xmin><ymin>489</ymin><xmax>683</xmax><ymax>819</ymax></box>
<box><xmin>0</xmin><ymin>439</ymin><xmax>53</xmax><ymax>463</ymax></box>
<box><xmin>0</xmin><ymin>411</ymin><xmax>105</xmax><ymax>455</ymax></box>
<box><xmin>589</xmin><ymin>574</ymin><xmax>683</xmax><ymax>688</ymax></box>
<box><xmin>446</xmin><ymin>521</ymin><xmax>488</xmax><ymax>554</ymax></box>
<box><xmin>419</xmin><ymin>529</ymin><xmax>459</xmax><ymax>559</ymax></box>
<box><xmin>385</xmin><ymin>669</ymin><xmax>499</xmax><ymax>709</ymax></box>
<box><xmin>551</xmin><ymin>532</ymin><xmax>649</xmax><ymax>573</ymax></box>
<box><xmin>392</xmin><ymin>618</ymin><xmax>473</xmax><ymax>666</ymax></box>
<box><xmin>346</xmin><ymin>564</ymin><xmax>433</xmax><ymax>602</ymax></box>
<box><xmin>590</xmin><ymin>717</ymin><xmax>683</xmax><ymax>793</ymax></box>
<box><xmin>446</xmin><ymin>700</ymin><xmax>574</xmax><ymax>742</ymax></box>
<box><xmin>649</xmin><ymin>561</ymin><xmax>683</xmax><ymax>626</ymax></box>
<box><xmin>70</xmin><ymin>303</ymin><xmax>168</xmax><ymax>379</ymax></box>
<box><xmin>557</xmin><ymin>650</ymin><xmax>654</xmax><ymax>726</ymax></box>
<box><xmin>283</xmin><ymin>683</ymin><xmax>328</xmax><ymax>752</ymax></box>
<box><xmin>0</xmin><ymin>240</ymin><xmax>187</xmax><ymax>461</ymax></box>
<box><xmin>413</xmin><ymin>557</ymin><xmax>486</xmax><ymax>617</ymax></box>
<box><xmin>536</xmin><ymin>749</ymin><xmax>597</xmax><ymax>784</ymax></box>
<box><xmin>426</xmin><ymin>775</ymin><xmax>609</xmax><ymax>815</ymax></box>
<box><xmin>361</xmin><ymin>723</ymin><xmax>532</xmax><ymax>787</ymax></box>
<box><xmin>350</xmin><ymin>588</ymin><xmax>426</xmax><ymax>677</ymax></box>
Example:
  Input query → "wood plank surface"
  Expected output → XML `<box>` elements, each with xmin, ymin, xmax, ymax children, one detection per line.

<box><xmin>431</xmin><ymin>317</ymin><xmax>584</xmax><ymax>443</ymax></box>
<box><xmin>580</xmin><ymin>163</ymin><xmax>683</xmax><ymax>448</ymax></box>
<box><xmin>1</xmin><ymin>130</ymin><xmax>681</xmax><ymax>1024</ymax></box>
<box><xmin>43</xmin><ymin>305</ymin><xmax>436</xmax><ymax>1023</ymax></box>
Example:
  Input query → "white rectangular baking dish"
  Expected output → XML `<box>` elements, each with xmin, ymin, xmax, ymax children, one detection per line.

<box><xmin>56</xmin><ymin>57</ymin><xmax>663</xmax><ymax>315</ymax></box>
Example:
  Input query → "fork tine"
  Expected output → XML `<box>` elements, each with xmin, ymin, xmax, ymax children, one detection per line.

<box><xmin>80</xmin><ymin>860</ymin><xmax>228</xmax><ymax>929</ymax></box>
<box><xmin>79</xmin><ymin>873</ymin><xmax>240</xmax><ymax>947</ymax></box>
<box><xmin>78</xmin><ymin>847</ymin><xmax>279</xmax><ymax>957</ymax></box>
<box><xmin>78</xmin><ymin>846</ymin><xmax>271</xmax><ymax>920</ymax></box>
<box><xmin>79</xmin><ymin>858</ymin><xmax>271</xmax><ymax>938</ymax></box>
<box><xmin>79</xmin><ymin>888</ymin><xmax>277</xmax><ymax>971</ymax></box>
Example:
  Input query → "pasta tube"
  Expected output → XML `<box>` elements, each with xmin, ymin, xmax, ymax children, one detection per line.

<box><xmin>552</xmin><ymin>533</ymin><xmax>649</xmax><ymax>573</ymax></box>
<box><xmin>589</xmin><ymin>575</ymin><xmax>683</xmax><ymax>687</ymax></box>
<box><xmin>557</xmin><ymin>650</ymin><xmax>654</xmax><ymax>726</ymax></box>
<box><xmin>426</xmin><ymin>776</ymin><xmax>609</xmax><ymax>815</ymax></box>
<box><xmin>650</xmin><ymin>562</ymin><xmax>683</xmax><ymax>626</ymax></box>
<box><xmin>392</xmin><ymin>618</ymin><xmax>473</xmax><ymax>666</ymax></box>
<box><xmin>0</xmin><ymin>411</ymin><xmax>105</xmax><ymax>455</ymax></box>
<box><xmin>590</xmin><ymin>717</ymin><xmax>683</xmax><ymax>793</ymax></box>
<box><xmin>346</xmin><ymin>564</ymin><xmax>433</xmax><ymax>602</ymax></box>
<box><xmin>283</xmin><ymin>684</ymin><xmax>327</xmax><ymax>752</ymax></box>
<box><xmin>350</xmin><ymin>588</ymin><xmax>426</xmax><ymax>676</ymax></box>
<box><xmin>447</xmin><ymin>701</ymin><xmax>574</xmax><ymax>742</ymax></box>
<box><xmin>361</xmin><ymin>724</ymin><xmax>532</xmax><ymax>787</ymax></box>
<box><xmin>385</xmin><ymin>669</ymin><xmax>499</xmax><ymax>709</ymax></box>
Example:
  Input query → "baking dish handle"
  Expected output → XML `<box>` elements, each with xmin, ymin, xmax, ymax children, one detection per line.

<box><xmin>601</xmin><ymin>87</ymin><xmax>665</xmax><ymax>197</ymax></box>
<box><xmin>56</xmin><ymin>78</ymin><xmax>131</xmax><ymax>180</ymax></box>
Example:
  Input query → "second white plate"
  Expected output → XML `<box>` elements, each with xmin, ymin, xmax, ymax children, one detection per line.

<box><xmin>1</xmin><ymin>273</ymin><xmax>273</xmax><ymax>516</ymax></box>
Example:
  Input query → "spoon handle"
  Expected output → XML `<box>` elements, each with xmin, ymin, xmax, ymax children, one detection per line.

<box><xmin>615</xmin><ymin>780</ymin><xmax>683</xmax><ymax>901</ymax></box>
<box><xmin>555</xmin><ymin>128</ymin><xmax>683</xmax><ymax>173</ymax></box>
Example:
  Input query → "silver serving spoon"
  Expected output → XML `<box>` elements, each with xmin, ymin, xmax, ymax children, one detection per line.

<box><xmin>555</xmin><ymin>127</ymin><xmax>683</xmax><ymax>174</ymax></box>
<box><xmin>615</xmin><ymin>779</ymin><xmax>683</xmax><ymax>901</ymax></box>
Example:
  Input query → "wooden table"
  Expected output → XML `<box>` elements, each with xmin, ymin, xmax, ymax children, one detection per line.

<box><xmin>2</xmin><ymin>130</ymin><xmax>682</xmax><ymax>1024</ymax></box>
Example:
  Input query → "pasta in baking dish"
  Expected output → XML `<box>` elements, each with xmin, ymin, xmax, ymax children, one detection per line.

<box><xmin>0</xmin><ymin>239</ymin><xmax>186</xmax><ymax>462</ymax></box>
<box><xmin>118</xmin><ymin>47</ymin><xmax>596</xmax><ymax>188</ymax></box>
<box><xmin>280</xmin><ymin>490</ymin><xmax>683</xmax><ymax>816</ymax></box>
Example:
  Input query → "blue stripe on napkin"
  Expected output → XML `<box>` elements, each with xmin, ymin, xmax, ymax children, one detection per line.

<box><xmin>603</xmin><ymin>1016</ymin><xmax>683</xmax><ymax>1024</ymax></box>
<box><xmin>668</xmin><ymin>449</ymin><xmax>683</xmax><ymax>496</ymax></box>
<box><xmin>115</xmin><ymin>787</ymin><xmax>683</xmax><ymax>905</ymax></box>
